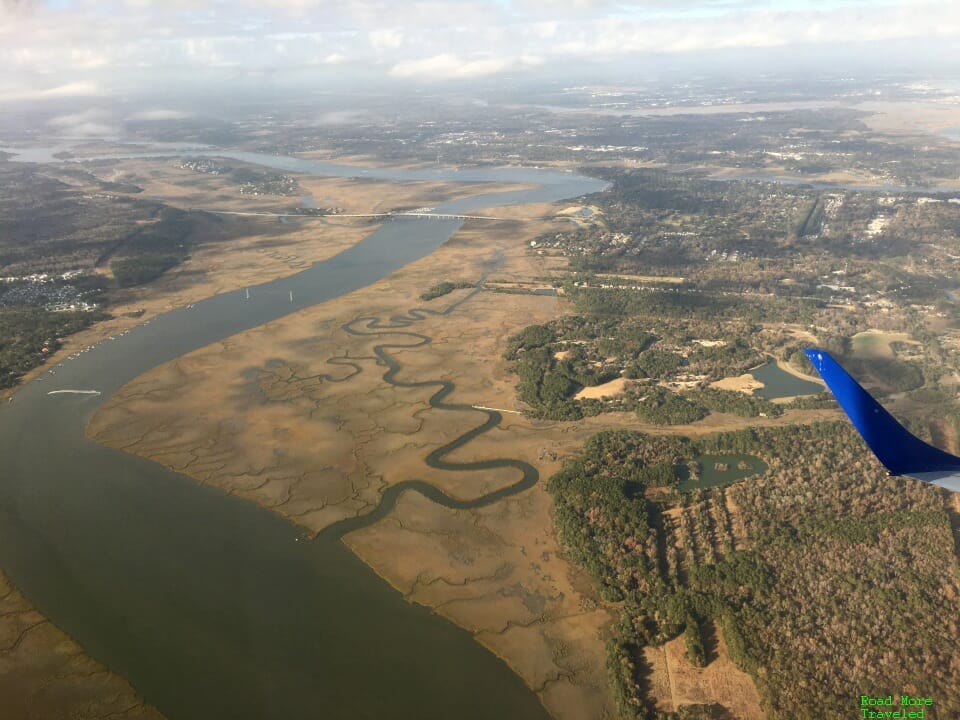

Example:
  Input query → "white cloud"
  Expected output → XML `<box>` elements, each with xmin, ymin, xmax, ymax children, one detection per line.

<box><xmin>47</xmin><ymin>108</ymin><xmax>116</xmax><ymax>137</ymax></box>
<box><xmin>0</xmin><ymin>1</ymin><xmax>957</xmax><ymax>83</ymax></box>
<box><xmin>0</xmin><ymin>80</ymin><xmax>105</xmax><ymax>102</ymax></box>
<box><xmin>48</xmin><ymin>108</ymin><xmax>107</xmax><ymax>126</ymax></box>
<box><xmin>390</xmin><ymin>53</ymin><xmax>519</xmax><ymax>79</ymax></box>
<box><xmin>129</xmin><ymin>108</ymin><xmax>194</xmax><ymax>120</ymax></box>
<box><xmin>313</xmin><ymin>109</ymin><xmax>369</xmax><ymax>125</ymax></box>
<box><xmin>39</xmin><ymin>81</ymin><xmax>103</xmax><ymax>98</ymax></box>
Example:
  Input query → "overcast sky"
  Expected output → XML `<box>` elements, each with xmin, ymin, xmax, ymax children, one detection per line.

<box><xmin>2</xmin><ymin>0</ymin><xmax>959</xmax><ymax>101</ymax></box>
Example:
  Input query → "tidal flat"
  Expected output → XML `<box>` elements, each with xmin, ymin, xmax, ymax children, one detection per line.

<box><xmin>87</xmin><ymin>185</ymin><xmax>844</xmax><ymax>718</ymax></box>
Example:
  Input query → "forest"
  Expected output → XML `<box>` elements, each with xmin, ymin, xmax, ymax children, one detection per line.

<box><xmin>420</xmin><ymin>280</ymin><xmax>475</xmax><ymax>301</ymax></box>
<box><xmin>0</xmin><ymin>160</ymin><xmax>204</xmax><ymax>388</ymax></box>
<box><xmin>549</xmin><ymin>424</ymin><xmax>960</xmax><ymax>718</ymax></box>
<box><xmin>503</xmin><ymin>305</ymin><xmax>790</xmax><ymax>422</ymax></box>
<box><xmin>512</xmin><ymin>150</ymin><xmax>960</xmax><ymax>717</ymax></box>
<box><xmin>0</xmin><ymin>307</ymin><xmax>107</xmax><ymax>388</ymax></box>
<box><xmin>0</xmin><ymin>163</ymin><xmax>154</xmax><ymax>275</ymax></box>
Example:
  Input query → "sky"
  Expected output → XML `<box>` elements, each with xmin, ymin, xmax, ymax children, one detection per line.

<box><xmin>1</xmin><ymin>0</ymin><xmax>959</xmax><ymax>102</ymax></box>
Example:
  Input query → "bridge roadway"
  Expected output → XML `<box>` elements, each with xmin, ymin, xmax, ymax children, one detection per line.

<box><xmin>191</xmin><ymin>209</ymin><xmax>507</xmax><ymax>221</ymax></box>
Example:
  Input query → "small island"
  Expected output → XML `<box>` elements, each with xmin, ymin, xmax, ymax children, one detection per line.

<box><xmin>419</xmin><ymin>279</ymin><xmax>475</xmax><ymax>301</ymax></box>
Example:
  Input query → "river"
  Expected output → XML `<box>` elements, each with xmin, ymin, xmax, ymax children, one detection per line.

<box><xmin>0</xmin><ymin>148</ymin><xmax>606</xmax><ymax>719</ymax></box>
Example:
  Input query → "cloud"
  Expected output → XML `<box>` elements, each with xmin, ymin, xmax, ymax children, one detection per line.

<box><xmin>528</xmin><ymin>3</ymin><xmax>960</xmax><ymax>59</ymax></box>
<box><xmin>390</xmin><ymin>53</ymin><xmax>524</xmax><ymax>79</ymax></box>
<box><xmin>129</xmin><ymin>108</ymin><xmax>194</xmax><ymax>121</ymax></box>
<box><xmin>39</xmin><ymin>81</ymin><xmax>103</xmax><ymax>97</ymax></box>
<box><xmin>312</xmin><ymin>109</ymin><xmax>369</xmax><ymax>125</ymax></box>
<box><xmin>0</xmin><ymin>0</ymin><xmax>958</xmax><ymax>84</ymax></box>
<box><xmin>47</xmin><ymin>109</ymin><xmax>107</xmax><ymax>126</ymax></box>
<box><xmin>0</xmin><ymin>80</ymin><xmax>104</xmax><ymax>101</ymax></box>
<box><xmin>47</xmin><ymin>108</ymin><xmax>116</xmax><ymax>137</ymax></box>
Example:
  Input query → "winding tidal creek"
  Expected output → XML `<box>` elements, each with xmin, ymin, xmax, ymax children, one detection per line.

<box><xmin>0</xmin><ymin>151</ymin><xmax>606</xmax><ymax>719</ymax></box>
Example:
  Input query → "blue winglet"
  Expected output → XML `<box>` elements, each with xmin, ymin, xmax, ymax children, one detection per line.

<box><xmin>804</xmin><ymin>348</ymin><xmax>960</xmax><ymax>476</ymax></box>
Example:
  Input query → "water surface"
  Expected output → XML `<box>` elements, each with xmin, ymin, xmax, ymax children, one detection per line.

<box><xmin>679</xmin><ymin>454</ymin><xmax>768</xmax><ymax>492</ymax></box>
<box><xmin>750</xmin><ymin>360</ymin><xmax>823</xmax><ymax>400</ymax></box>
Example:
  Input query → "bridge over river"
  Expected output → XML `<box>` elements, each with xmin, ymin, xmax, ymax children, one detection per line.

<box><xmin>193</xmin><ymin>208</ymin><xmax>507</xmax><ymax>221</ymax></box>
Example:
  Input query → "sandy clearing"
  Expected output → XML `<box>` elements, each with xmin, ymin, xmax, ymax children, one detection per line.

<box><xmin>772</xmin><ymin>358</ymin><xmax>826</xmax><ymax>386</ymax></box>
<box><xmin>595</xmin><ymin>273</ymin><xmax>685</xmax><ymax>284</ymax></box>
<box><xmin>644</xmin><ymin>622</ymin><xmax>764</xmax><ymax>719</ymax></box>
<box><xmin>575</xmin><ymin>377</ymin><xmax>630</xmax><ymax>400</ymax></box>
<box><xmin>710</xmin><ymin>374</ymin><xmax>764</xmax><ymax>394</ymax></box>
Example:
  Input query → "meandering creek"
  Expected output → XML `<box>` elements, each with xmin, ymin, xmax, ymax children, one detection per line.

<box><xmin>0</xmin><ymin>149</ymin><xmax>605</xmax><ymax>719</ymax></box>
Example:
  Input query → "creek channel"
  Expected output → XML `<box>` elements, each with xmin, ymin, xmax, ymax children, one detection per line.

<box><xmin>0</xmin><ymin>149</ymin><xmax>606</xmax><ymax>720</ymax></box>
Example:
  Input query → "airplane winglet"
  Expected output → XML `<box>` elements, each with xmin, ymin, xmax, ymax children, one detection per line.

<box><xmin>804</xmin><ymin>348</ymin><xmax>960</xmax><ymax>477</ymax></box>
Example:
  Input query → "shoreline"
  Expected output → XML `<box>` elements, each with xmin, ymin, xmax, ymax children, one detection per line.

<box><xmin>0</xmin><ymin>568</ymin><xmax>164</xmax><ymax>719</ymax></box>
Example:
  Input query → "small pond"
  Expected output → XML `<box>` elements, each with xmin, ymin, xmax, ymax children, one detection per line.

<box><xmin>679</xmin><ymin>454</ymin><xmax>768</xmax><ymax>492</ymax></box>
<box><xmin>750</xmin><ymin>359</ymin><xmax>822</xmax><ymax>400</ymax></box>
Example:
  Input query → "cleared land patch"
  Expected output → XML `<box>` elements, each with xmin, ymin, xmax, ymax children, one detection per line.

<box><xmin>851</xmin><ymin>330</ymin><xmax>920</xmax><ymax>359</ymax></box>
<box><xmin>709</xmin><ymin>373</ymin><xmax>763</xmax><ymax>394</ymax></box>
<box><xmin>574</xmin><ymin>376</ymin><xmax>630</xmax><ymax>400</ymax></box>
<box><xmin>644</xmin><ymin>622</ymin><xmax>764</xmax><ymax>719</ymax></box>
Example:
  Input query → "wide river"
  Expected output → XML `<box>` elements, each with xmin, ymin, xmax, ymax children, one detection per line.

<box><xmin>0</xmin><ymin>149</ymin><xmax>606</xmax><ymax>719</ymax></box>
